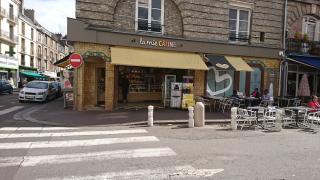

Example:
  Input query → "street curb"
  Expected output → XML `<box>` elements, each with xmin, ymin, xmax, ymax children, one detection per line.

<box><xmin>101</xmin><ymin>119</ymin><xmax>231</xmax><ymax>127</ymax></box>
<box><xmin>14</xmin><ymin>106</ymin><xmax>64</xmax><ymax>126</ymax></box>
<box><xmin>24</xmin><ymin>105</ymin><xmax>231</xmax><ymax>127</ymax></box>
<box><xmin>23</xmin><ymin>108</ymin><xmax>64</xmax><ymax>126</ymax></box>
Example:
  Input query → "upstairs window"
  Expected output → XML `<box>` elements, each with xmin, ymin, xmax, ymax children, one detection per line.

<box><xmin>136</xmin><ymin>0</ymin><xmax>163</xmax><ymax>33</ymax></box>
<box><xmin>302</xmin><ymin>16</ymin><xmax>319</xmax><ymax>41</ymax></box>
<box><xmin>229</xmin><ymin>8</ymin><xmax>250</xmax><ymax>42</ymax></box>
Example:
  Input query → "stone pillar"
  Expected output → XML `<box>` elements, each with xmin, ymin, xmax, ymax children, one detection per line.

<box><xmin>75</xmin><ymin>65</ymin><xmax>85</xmax><ymax>111</ymax></box>
<box><xmin>105</xmin><ymin>63</ymin><xmax>115</xmax><ymax>111</ymax></box>
<box><xmin>148</xmin><ymin>105</ymin><xmax>154</xmax><ymax>127</ymax></box>
<box><xmin>194</xmin><ymin>70</ymin><xmax>205</xmax><ymax>97</ymax></box>
<box><xmin>231</xmin><ymin>107</ymin><xmax>238</xmax><ymax>130</ymax></box>
<box><xmin>194</xmin><ymin>102</ymin><xmax>205</xmax><ymax>127</ymax></box>
<box><xmin>188</xmin><ymin>106</ymin><xmax>194</xmax><ymax>128</ymax></box>
<box><xmin>275</xmin><ymin>109</ymin><xmax>283</xmax><ymax>132</ymax></box>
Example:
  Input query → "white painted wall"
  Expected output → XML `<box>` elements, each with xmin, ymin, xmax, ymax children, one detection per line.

<box><xmin>0</xmin><ymin>0</ymin><xmax>19</xmax><ymax>59</ymax></box>
<box><xmin>18</xmin><ymin>16</ymin><xmax>36</xmax><ymax>68</ymax></box>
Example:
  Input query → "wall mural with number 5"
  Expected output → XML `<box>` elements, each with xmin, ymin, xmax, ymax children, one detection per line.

<box><xmin>206</xmin><ymin>66</ymin><xmax>233</xmax><ymax>96</ymax></box>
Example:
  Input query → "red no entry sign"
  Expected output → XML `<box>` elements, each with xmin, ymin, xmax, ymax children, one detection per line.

<box><xmin>69</xmin><ymin>53</ymin><xmax>83</xmax><ymax>69</ymax></box>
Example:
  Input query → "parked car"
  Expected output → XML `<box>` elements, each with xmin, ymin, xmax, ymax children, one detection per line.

<box><xmin>52</xmin><ymin>81</ymin><xmax>62</xmax><ymax>98</ymax></box>
<box><xmin>0</xmin><ymin>80</ymin><xmax>13</xmax><ymax>94</ymax></box>
<box><xmin>19</xmin><ymin>81</ymin><xmax>57</xmax><ymax>102</ymax></box>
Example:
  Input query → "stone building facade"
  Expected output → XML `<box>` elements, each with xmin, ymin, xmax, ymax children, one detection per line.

<box><xmin>283</xmin><ymin>0</ymin><xmax>320</xmax><ymax>97</ymax></box>
<box><xmin>76</xmin><ymin>0</ymin><xmax>283</xmax><ymax>48</ymax></box>
<box><xmin>0</xmin><ymin>0</ymin><xmax>21</xmax><ymax>87</ymax></box>
<box><xmin>69</xmin><ymin>0</ymin><xmax>285</xmax><ymax>111</ymax></box>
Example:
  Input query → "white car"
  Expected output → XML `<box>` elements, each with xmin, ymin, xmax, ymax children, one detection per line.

<box><xmin>19</xmin><ymin>81</ymin><xmax>57</xmax><ymax>102</ymax></box>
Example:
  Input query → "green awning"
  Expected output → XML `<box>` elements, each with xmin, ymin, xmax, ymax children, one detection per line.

<box><xmin>20</xmin><ymin>71</ymin><xmax>43</xmax><ymax>78</ymax></box>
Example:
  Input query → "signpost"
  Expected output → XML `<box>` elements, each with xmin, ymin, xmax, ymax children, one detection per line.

<box><xmin>69</xmin><ymin>53</ymin><xmax>83</xmax><ymax>69</ymax></box>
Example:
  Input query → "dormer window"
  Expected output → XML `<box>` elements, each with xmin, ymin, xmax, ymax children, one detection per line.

<box><xmin>136</xmin><ymin>0</ymin><xmax>163</xmax><ymax>33</ymax></box>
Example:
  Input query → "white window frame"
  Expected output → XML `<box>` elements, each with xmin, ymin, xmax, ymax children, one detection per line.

<box><xmin>229</xmin><ymin>7</ymin><xmax>251</xmax><ymax>43</ymax></box>
<box><xmin>302</xmin><ymin>16</ymin><xmax>320</xmax><ymax>41</ymax></box>
<box><xmin>135</xmin><ymin>0</ymin><xmax>164</xmax><ymax>34</ymax></box>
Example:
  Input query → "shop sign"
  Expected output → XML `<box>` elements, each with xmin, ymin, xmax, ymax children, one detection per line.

<box><xmin>138</xmin><ymin>38</ymin><xmax>177</xmax><ymax>48</ymax></box>
<box><xmin>69</xmin><ymin>53</ymin><xmax>83</xmax><ymax>69</ymax></box>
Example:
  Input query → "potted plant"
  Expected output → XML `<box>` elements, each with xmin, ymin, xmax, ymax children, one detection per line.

<box><xmin>294</xmin><ymin>31</ymin><xmax>302</xmax><ymax>41</ymax></box>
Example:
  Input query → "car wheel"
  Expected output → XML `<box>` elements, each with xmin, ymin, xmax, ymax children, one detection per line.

<box><xmin>9</xmin><ymin>88</ymin><xmax>13</xmax><ymax>94</ymax></box>
<box><xmin>45</xmin><ymin>96</ymin><xmax>49</xmax><ymax>103</ymax></box>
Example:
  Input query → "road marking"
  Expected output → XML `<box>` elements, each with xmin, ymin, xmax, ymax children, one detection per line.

<box><xmin>0</xmin><ymin>147</ymin><xmax>176</xmax><ymax>167</ymax></box>
<box><xmin>0</xmin><ymin>136</ymin><xmax>159</xmax><ymax>149</ymax></box>
<box><xmin>37</xmin><ymin>165</ymin><xmax>224</xmax><ymax>180</ymax></box>
<box><xmin>0</xmin><ymin>106</ymin><xmax>24</xmax><ymax>116</ymax></box>
<box><xmin>0</xmin><ymin>129</ymin><xmax>148</xmax><ymax>139</ymax></box>
<box><xmin>0</xmin><ymin>127</ymin><xmax>79</xmax><ymax>131</ymax></box>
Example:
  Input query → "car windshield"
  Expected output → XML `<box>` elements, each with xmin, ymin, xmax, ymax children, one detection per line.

<box><xmin>26</xmin><ymin>82</ymin><xmax>48</xmax><ymax>89</ymax></box>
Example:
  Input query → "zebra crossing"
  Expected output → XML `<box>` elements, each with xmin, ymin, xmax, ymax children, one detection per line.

<box><xmin>0</xmin><ymin>105</ymin><xmax>24</xmax><ymax>116</ymax></box>
<box><xmin>0</xmin><ymin>126</ymin><xmax>223</xmax><ymax>180</ymax></box>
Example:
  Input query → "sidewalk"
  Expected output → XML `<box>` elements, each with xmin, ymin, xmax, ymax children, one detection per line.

<box><xmin>30</xmin><ymin>98</ymin><xmax>231</xmax><ymax>126</ymax></box>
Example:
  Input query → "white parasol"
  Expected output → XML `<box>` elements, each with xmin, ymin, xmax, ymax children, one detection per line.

<box><xmin>298</xmin><ymin>74</ymin><xmax>310</xmax><ymax>97</ymax></box>
<box><xmin>269</xmin><ymin>83</ymin><xmax>274</xmax><ymax>101</ymax></box>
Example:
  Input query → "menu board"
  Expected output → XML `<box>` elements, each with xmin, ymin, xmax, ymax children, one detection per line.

<box><xmin>181</xmin><ymin>83</ymin><xmax>195</xmax><ymax>109</ymax></box>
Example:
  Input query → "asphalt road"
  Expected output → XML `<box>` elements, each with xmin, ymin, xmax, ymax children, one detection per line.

<box><xmin>0</xmin><ymin>93</ymin><xmax>320</xmax><ymax>180</ymax></box>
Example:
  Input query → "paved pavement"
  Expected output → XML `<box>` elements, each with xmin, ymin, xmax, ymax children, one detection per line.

<box><xmin>0</xmin><ymin>126</ymin><xmax>224</xmax><ymax>180</ymax></box>
<box><xmin>1</xmin><ymin>93</ymin><xmax>230</xmax><ymax>127</ymax></box>
<box><xmin>0</xmin><ymin>124</ymin><xmax>319</xmax><ymax>180</ymax></box>
<box><xmin>1</xmin><ymin>93</ymin><xmax>320</xmax><ymax>180</ymax></box>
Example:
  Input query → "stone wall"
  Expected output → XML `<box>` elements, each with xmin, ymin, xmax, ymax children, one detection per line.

<box><xmin>76</xmin><ymin>0</ymin><xmax>284</xmax><ymax>48</ymax></box>
<box><xmin>73</xmin><ymin>42</ymin><xmax>114</xmax><ymax>111</ymax></box>
<box><xmin>287</xmin><ymin>0</ymin><xmax>320</xmax><ymax>38</ymax></box>
<box><xmin>250</xmin><ymin>0</ymin><xmax>284</xmax><ymax>48</ymax></box>
<box><xmin>193</xmin><ymin>70</ymin><xmax>205</xmax><ymax>97</ymax></box>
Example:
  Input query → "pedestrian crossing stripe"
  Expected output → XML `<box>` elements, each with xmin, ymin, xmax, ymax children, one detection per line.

<box><xmin>0</xmin><ymin>129</ymin><xmax>148</xmax><ymax>139</ymax></box>
<box><xmin>0</xmin><ymin>127</ymin><xmax>79</xmax><ymax>131</ymax></box>
<box><xmin>36</xmin><ymin>165</ymin><xmax>224</xmax><ymax>180</ymax></box>
<box><xmin>0</xmin><ymin>106</ymin><xmax>24</xmax><ymax>116</ymax></box>
<box><xmin>0</xmin><ymin>136</ymin><xmax>159</xmax><ymax>149</ymax></box>
<box><xmin>0</xmin><ymin>147</ymin><xmax>176</xmax><ymax>167</ymax></box>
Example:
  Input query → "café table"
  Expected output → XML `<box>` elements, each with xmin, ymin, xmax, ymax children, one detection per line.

<box><xmin>244</xmin><ymin>97</ymin><xmax>259</xmax><ymax>107</ymax></box>
<box><xmin>284</xmin><ymin>106</ymin><xmax>311</xmax><ymax>126</ymax></box>
<box><xmin>278</xmin><ymin>97</ymin><xmax>299</xmax><ymax>107</ymax></box>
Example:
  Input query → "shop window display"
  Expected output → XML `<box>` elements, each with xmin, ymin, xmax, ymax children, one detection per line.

<box><xmin>207</xmin><ymin>69</ymin><xmax>234</xmax><ymax>97</ymax></box>
<box><xmin>118</xmin><ymin>66</ymin><xmax>192</xmax><ymax>105</ymax></box>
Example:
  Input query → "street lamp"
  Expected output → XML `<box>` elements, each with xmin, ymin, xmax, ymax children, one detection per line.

<box><xmin>279</xmin><ymin>0</ymin><xmax>288</xmax><ymax>97</ymax></box>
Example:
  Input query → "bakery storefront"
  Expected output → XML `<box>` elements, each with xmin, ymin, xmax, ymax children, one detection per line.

<box><xmin>73</xmin><ymin>40</ymin><xmax>208</xmax><ymax>111</ymax></box>
<box><xmin>68</xmin><ymin>19</ymin><xmax>281</xmax><ymax>111</ymax></box>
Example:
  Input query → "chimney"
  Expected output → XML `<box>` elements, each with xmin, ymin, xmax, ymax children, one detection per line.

<box><xmin>24</xmin><ymin>9</ymin><xmax>35</xmax><ymax>22</ymax></box>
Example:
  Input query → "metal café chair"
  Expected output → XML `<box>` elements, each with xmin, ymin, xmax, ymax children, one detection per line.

<box><xmin>282</xmin><ymin>109</ymin><xmax>296</xmax><ymax>128</ymax></box>
<box><xmin>220</xmin><ymin>98</ymin><xmax>233</xmax><ymax>113</ymax></box>
<box><xmin>306</xmin><ymin>111</ymin><xmax>320</xmax><ymax>128</ymax></box>
<box><xmin>292</xmin><ymin>99</ymin><xmax>301</xmax><ymax>107</ymax></box>
<box><xmin>197</xmin><ymin>96</ymin><xmax>212</xmax><ymax>112</ymax></box>
<box><xmin>237</xmin><ymin>108</ymin><xmax>257</xmax><ymax>130</ymax></box>
<box><xmin>262</xmin><ymin>107</ymin><xmax>277</xmax><ymax>128</ymax></box>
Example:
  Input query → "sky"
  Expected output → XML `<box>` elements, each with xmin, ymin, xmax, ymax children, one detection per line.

<box><xmin>24</xmin><ymin>0</ymin><xmax>75</xmax><ymax>35</ymax></box>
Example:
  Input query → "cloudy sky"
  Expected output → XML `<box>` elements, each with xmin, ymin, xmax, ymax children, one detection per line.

<box><xmin>24</xmin><ymin>0</ymin><xmax>75</xmax><ymax>35</ymax></box>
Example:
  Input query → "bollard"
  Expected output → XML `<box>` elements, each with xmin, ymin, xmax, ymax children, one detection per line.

<box><xmin>231</xmin><ymin>107</ymin><xmax>238</xmax><ymax>131</ymax></box>
<box><xmin>188</xmin><ymin>106</ymin><xmax>194</xmax><ymax>128</ymax></box>
<box><xmin>194</xmin><ymin>102</ymin><xmax>205</xmax><ymax>127</ymax></box>
<box><xmin>274</xmin><ymin>109</ymin><xmax>283</xmax><ymax>132</ymax></box>
<box><xmin>148</xmin><ymin>105</ymin><xmax>154</xmax><ymax>127</ymax></box>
